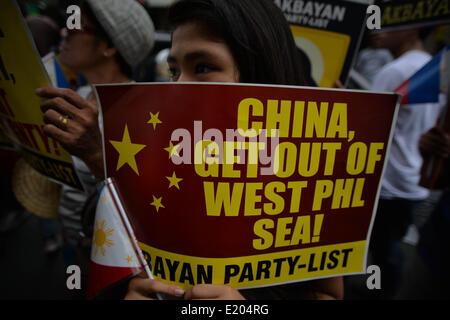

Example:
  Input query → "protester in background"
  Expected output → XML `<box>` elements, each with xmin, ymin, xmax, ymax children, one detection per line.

<box><xmin>368</xmin><ymin>27</ymin><xmax>445</xmax><ymax>299</ymax></box>
<box><xmin>354</xmin><ymin>32</ymin><xmax>393</xmax><ymax>86</ymax></box>
<box><xmin>396</xmin><ymin>121</ymin><xmax>450</xmax><ymax>299</ymax></box>
<box><xmin>35</xmin><ymin>0</ymin><xmax>155</xmax><ymax>296</ymax></box>
<box><xmin>414</xmin><ymin>123</ymin><xmax>450</xmax><ymax>298</ymax></box>
<box><xmin>124</xmin><ymin>0</ymin><xmax>342</xmax><ymax>300</ymax></box>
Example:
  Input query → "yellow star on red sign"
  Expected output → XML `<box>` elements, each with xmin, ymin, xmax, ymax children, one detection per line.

<box><xmin>109</xmin><ymin>124</ymin><xmax>146</xmax><ymax>175</ymax></box>
<box><xmin>164</xmin><ymin>141</ymin><xmax>180</xmax><ymax>159</ymax></box>
<box><xmin>147</xmin><ymin>111</ymin><xmax>162</xmax><ymax>130</ymax></box>
<box><xmin>150</xmin><ymin>195</ymin><xmax>165</xmax><ymax>213</ymax></box>
<box><xmin>166</xmin><ymin>171</ymin><xmax>183</xmax><ymax>190</ymax></box>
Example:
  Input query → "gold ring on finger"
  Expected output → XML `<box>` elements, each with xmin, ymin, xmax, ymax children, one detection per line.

<box><xmin>58</xmin><ymin>115</ymin><xmax>68</xmax><ymax>128</ymax></box>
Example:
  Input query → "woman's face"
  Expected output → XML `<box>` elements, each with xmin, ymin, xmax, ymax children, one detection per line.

<box><xmin>58</xmin><ymin>14</ymin><xmax>107</xmax><ymax>72</ymax></box>
<box><xmin>168</xmin><ymin>22</ymin><xmax>240</xmax><ymax>83</ymax></box>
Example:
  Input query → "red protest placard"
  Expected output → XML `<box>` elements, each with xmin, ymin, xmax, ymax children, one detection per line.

<box><xmin>96</xmin><ymin>83</ymin><xmax>399</xmax><ymax>290</ymax></box>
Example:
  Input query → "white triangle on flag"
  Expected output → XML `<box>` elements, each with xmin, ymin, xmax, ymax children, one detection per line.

<box><xmin>88</xmin><ymin>179</ymin><xmax>149</xmax><ymax>299</ymax></box>
<box><xmin>91</xmin><ymin>183</ymin><xmax>142</xmax><ymax>268</ymax></box>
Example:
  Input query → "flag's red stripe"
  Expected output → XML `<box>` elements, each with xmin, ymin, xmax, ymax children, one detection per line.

<box><xmin>87</xmin><ymin>260</ymin><xmax>140</xmax><ymax>299</ymax></box>
<box><xmin>395</xmin><ymin>79</ymin><xmax>410</xmax><ymax>105</ymax></box>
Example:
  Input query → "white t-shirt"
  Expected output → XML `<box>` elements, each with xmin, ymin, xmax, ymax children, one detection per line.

<box><xmin>372</xmin><ymin>50</ymin><xmax>445</xmax><ymax>200</ymax></box>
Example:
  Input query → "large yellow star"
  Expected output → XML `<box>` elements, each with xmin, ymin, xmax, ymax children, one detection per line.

<box><xmin>147</xmin><ymin>111</ymin><xmax>162</xmax><ymax>130</ymax></box>
<box><xmin>150</xmin><ymin>195</ymin><xmax>165</xmax><ymax>212</ymax></box>
<box><xmin>164</xmin><ymin>141</ymin><xmax>180</xmax><ymax>159</ymax></box>
<box><xmin>109</xmin><ymin>124</ymin><xmax>146</xmax><ymax>175</ymax></box>
<box><xmin>166</xmin><ymin>171</ymin><xmax>183</xmax><ymax>190</ymax></box>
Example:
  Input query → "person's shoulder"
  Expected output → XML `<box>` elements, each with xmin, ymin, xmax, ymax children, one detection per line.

<box><xmin>371</xmin><ymin>50</ymin><xmax>431</xmax><ymax>91</ymax></box>
<box><xmin>396</xmin><ymin>50</ymin><xmax>431</xmax><ymax>67</ymax></box>
<box><xmin>371</xmin><ymin>61</ymin><xmax>404</xmax><ymax>91</ymax></box>
<box><xmin>375</xmin><ymin>60</ymin><xmax>402</xmax><ymax>77</ymax></box>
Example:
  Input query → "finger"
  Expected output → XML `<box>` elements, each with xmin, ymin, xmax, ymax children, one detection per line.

<box><xmin>420</xmin><ymin>131</ymin><xmax>445</xmax><ymax>147</ymax></box>
<box><xmin>40</xmin><ymin>97</ymin><xmax>82</xmax><ymax>121</ymax></box>
<box><xmin>334</xmin><ymin>80</ymin><xmax>344</xmax><ymax>89</ymax></box>
<box><xmin>36</xmin><ymin>87</ymin><xmax>94</xmax><ymax>111</ymax></box>
<box><xmin>129</xmin><ymin>278</ymin><xmax>185</xmax><ymax>297</ymax></box>
<box><xmin>184</xmin><ymin>284</ymin><xmax>228</xmax><ymax>300</ymax></box>
<box><xmin>43</xmin><ymin>109</ymin><xmax>72</xmax><ymax>131</ymax></box>
<box><xmin>42</xmin><ymin>123</ymin><xmax>74</xmax><ymax>148</ymax></box>
<box><xmin>428</xmin><ymin>133</ymin><xmax>449</xmax><ymax>149</ymax></box>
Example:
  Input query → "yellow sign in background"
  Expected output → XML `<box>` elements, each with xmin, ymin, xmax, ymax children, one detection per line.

<box><xmin>0</xmin><ymin>0</ymin><xmax>80</xmax><ymax>189</ymax></box>
<box><xmin>290</xmin><ymin>25</ymin><xmax>350</xmax><ymax>88</ymax></box>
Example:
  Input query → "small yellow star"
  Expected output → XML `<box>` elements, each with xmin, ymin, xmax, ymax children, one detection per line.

<box><xmin>164</xmin><ymin>141</ymin><xmax>180</xmax><ymax>159</ymax></box>
<box><xmin>101</xmin><ymin>195</ymin><xmax>107</xmax><ymax>203</ymax></box>
<box><xmin>166</xmin><ymin>171</ymin><xmax>183</xmax><ymax>190</ymax></box>
<box><xmin>109</xmin><ymin>124</ymin><xmax>146</xmax><ymax>175</ymax></box>
<box><xmin>147</xmin><ymin>111</ymin><xmax>162</xmax><ymax>130</ymax></box>
<box><xmin>150</xmin><ymin>195</ymin><xmax>165</xmax><ymax>213</ymax></box>
<box><xmin>125</xmin><ymin>255</ymin><xmax>133</xmax><ymax>263</ymax></box>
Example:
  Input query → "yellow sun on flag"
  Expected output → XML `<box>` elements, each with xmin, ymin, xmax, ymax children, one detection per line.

<box><xmin>93</xmin><ymin>219</ymin><xmax>115</xmax><ymax>257</ymax></box>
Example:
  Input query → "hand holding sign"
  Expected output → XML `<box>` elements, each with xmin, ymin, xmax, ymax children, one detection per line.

<box><xmin>124</xmin><ymin>277</ymin><xmax>185</xmax><ymax>300</ymax></box>
<box><xmin>36</xmin><ymin>86</ymin><xmax>104</xmax><ymax>178</ymax></box>
<box><xmin>419</xmin><ymin>126</ymin><xmax>450</xmax><ymax>159</ymax></box>
<box><xmin>94</xmin><ymin>82</ymin><xmax>399</xmax><ymax>294</ymax></box>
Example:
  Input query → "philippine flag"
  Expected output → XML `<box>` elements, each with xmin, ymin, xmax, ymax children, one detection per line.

<box><xmin>87</xmin><ymin>178</ymin><xmax>148</xmax><ymax>299</ymax></box>
<box><xmin>396</xmin><ymin>45</ymin><xmax>450</xmax><ymax>105</ymax></box>
<box><xmin>42</xmin><ymin>52</ymin><xmax>71</xmax><ymax>88</ymax></box>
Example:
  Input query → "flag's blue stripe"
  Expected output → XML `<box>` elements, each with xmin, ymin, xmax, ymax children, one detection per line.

<box><xmin>54</xmin><ymin>59</ymin><xmax>71</xmax><ymax>89</ymax></box>
<box><xmin>408</xmin><ymin>49</ymin><xmax>442</xmax><ymax>104</ymax></box>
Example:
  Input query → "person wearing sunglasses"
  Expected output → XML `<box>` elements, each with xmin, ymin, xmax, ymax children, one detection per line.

<box><xmin>35</xmin><ymin>0</ymin><xmax>155</xmax><ymax>297</ymax></box>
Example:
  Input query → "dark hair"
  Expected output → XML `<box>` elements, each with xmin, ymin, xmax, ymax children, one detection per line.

<box><xmin>26</xmin><ymin>15</ymin><xmax>61</xmax><ymax>57</ymax></box>
<box><xmin>81</xmin><ymin>1</ymin><xmax>133</xmax><ymax>78</ymax></box>
<box><xmin>168</xmin><ymin>0</ymin><xmax>306</xmax><ymax>86</ymax></box>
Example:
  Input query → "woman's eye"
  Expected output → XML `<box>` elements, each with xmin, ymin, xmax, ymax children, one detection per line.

<box><xmin>195</xmin><ymin>64</ymin><xmax>213</xmax><ymax>74</ymax></box>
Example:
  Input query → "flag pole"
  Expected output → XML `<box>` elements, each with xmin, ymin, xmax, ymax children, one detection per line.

<box><xmin>107</xmin><ymin>178</ymin><xmax>165</xmax><ymax>300</ymax></box>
